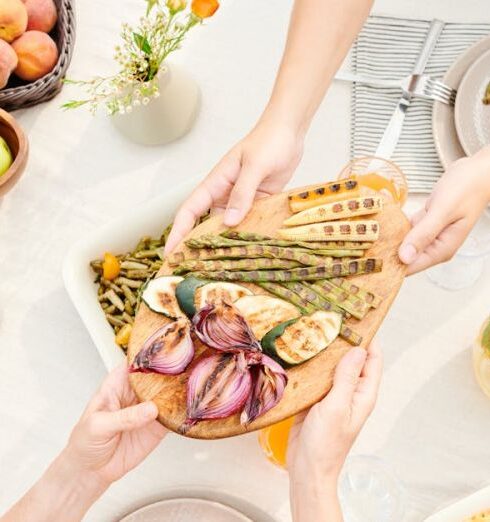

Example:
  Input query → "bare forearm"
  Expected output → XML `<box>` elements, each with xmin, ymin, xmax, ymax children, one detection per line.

<box><xmin>263</xmin><ymin>0</ymin><xmax>373</xmax><ymax>133</ymax></box>
<box><xmin>290</xmin><ymin>477</ymin><xmax>343</xmax><ymax>522</ymax></box>
<box><xmin>0</xmin><ymin>449</ymin><xmax>107</xmax><ymax>522</ymax></box>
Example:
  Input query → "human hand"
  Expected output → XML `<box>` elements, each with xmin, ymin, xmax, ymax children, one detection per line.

<box><xmin>287</xmin><ymin>343</ymin><xmax>383</xmax><ymax>522</ymax></box>
<box><xmin>63</xmin><ymin>364</ymin><xmax>167</xmax><ymax>490</ymax></box>
<box><xmin>398</xmin><ymin>148</ymin><xmax>490</xmax><ymax>275</ymax></box>
<box><xmin>164</xmin><ymin>117</ymin><xmax>304</xmax><ymax>253</ymax></box>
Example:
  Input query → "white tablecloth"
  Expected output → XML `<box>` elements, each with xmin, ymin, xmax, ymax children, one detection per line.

<box><xmin>1</xmin><ymin>1</ymin><xmax>490</xmax><ymax>521</ymax></box>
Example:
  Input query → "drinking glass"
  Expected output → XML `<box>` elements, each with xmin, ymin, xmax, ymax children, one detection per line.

<box><xmin>339</xmin><ymin>455</ymin><xmax>406</xmax><ymax>522</ymax></box>
<box><xmin>426</xmin><ymin>214</ymin><xmax>490</xmax><ymax>290</ymax></box>
<box><xmin>257</xmin><ymin>416</ymin><xmax>294</xmax><ymax>469</ymax></box>
<box><xmin>338</xmin><ymin>156</ymin><xmax>408</xmax><ymax>207</ymax></box>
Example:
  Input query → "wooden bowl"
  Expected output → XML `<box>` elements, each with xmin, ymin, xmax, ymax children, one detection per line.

<box><xmin>0</xmin><ymin>109</ymin><xmax>28</xmax><ymax>196</ymax></box>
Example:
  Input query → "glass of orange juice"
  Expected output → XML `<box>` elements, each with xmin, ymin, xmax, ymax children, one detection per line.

<box><xmin>337</xmin><ymin>156</ymin><xmax>408</xmax><ymax>207</ymax></box>
<box><xmin>258</xmin><ymin>416</ymin><xmax>295</xmax><ymax>469</ymax></box>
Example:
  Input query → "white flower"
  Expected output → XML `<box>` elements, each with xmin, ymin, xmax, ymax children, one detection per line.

<box><xmin>133</xmin><ymin>99</ymin><xmax>141</xmax><ymax>106</ymax></box>
<box><xmin>126</xmin><ymin>105</ymin><xmax>133</xmax><ymax>113</ymax></box>
<box><xmin>153</xmin><ymin>90</ymin><xmax>160</xmax><ymax>98</ymax></box>
<box><xmin>142</xmin><ymin>97</ymin><xmax>150</xmax><ymax>105</ymax></box>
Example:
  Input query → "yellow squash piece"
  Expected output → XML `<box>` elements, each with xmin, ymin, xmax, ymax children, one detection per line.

<box><xmin>464</xmin><ymin>510</ymin><xmax>490</xmax><ymax>521</ymax></box>
<box><xmin>288</xmin><ymin>177</ymin><xmax>360</xmax><ymax>213</ymax></box>
<box><xmin>278</xmin><ymin>220</ymin><xmax>380</xmax><ymax>242</ymax></box>
<box><xmin>284</xmin><ymin>196</ymin><xmax>383</xmax><ymax>227</ymax></box>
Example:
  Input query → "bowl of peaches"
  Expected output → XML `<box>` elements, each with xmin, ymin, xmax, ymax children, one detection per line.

<box><xmin>0</xmin><ymin>0</ymin><xmax>75</xmax><ymax>111</ymax></box>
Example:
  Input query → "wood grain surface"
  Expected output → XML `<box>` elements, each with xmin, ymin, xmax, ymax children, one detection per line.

<box><xmin>128</xmin><ymin>188</ymin><xmax>410</xmax><ymax>439</ymax></box>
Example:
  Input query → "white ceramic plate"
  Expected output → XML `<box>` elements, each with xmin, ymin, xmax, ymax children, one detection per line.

<box><xmin>455</xmin><ymin>49</ymin><xmax>490</xmax><ymax>157</ymax></box>
<box><xmin>433</xmin><ymin>36</ymin><xmax>490</xmax><ymax>169</ymax></box>
<box><xmin>62</xmin><ymin>179</ymin><xmax>197</xmax><ymax>370</ymax></box>
<box><xmin>120</xmin><ymin>497</ymin><xmax>252</xmax><ymax>522</ymax></box>
<box><xmin>424</xmin><ymin>484</ymin><xmax>490</xmax><ymax>521</ymax></box>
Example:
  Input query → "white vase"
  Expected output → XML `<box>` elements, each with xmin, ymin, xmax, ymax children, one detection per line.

<box><xmin>112</xmin><ymin>63</ymin><xmax>201</xmax><ymax>146</ymax></box>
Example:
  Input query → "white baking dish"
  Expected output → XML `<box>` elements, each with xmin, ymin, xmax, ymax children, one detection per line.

<box><xmin>62</xmin><ymin>179</ymin><xmax>196</xmax><ymax>370</ymax></box>
<box><xmin>425</xmin><ymin>485</ymin><xmax>490</xmax><ymax>521</ymax></box>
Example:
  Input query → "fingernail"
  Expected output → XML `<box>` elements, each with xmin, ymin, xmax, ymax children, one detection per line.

<box><xmin>224</xmin><ymin>208</ymin><xmax>241</xmax><ymax>226</ymax></box>
<box><xmin>142</xmin><ymin>402</ymin><xmax>157</xmax><ymax>418</ymax></box>
<box><xmin>399</xmin><ymin>243</ymin><xmax>417</xmax><ymax>264</ymax></box>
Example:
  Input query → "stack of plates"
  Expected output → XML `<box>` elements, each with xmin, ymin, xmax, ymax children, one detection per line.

<box><xmin>434</xmin><ymin>35</ymin><xmax>490</xmax><ymax>168</ymax></box>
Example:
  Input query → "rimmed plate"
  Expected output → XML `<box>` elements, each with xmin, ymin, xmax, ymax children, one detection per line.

<box><xmin>120</xmin><ymin>498</ymin><xmax>253</xmax><ymax>522</ymax></box>
<box><xmin>433</xmin><ymin>36</ymin><xmax>490</xmax><ymax>169</ymax></box>
<box><xmin>455</xmin><ymin>49</ymin><xmax>490</xmax><ymax>156</ymax></box>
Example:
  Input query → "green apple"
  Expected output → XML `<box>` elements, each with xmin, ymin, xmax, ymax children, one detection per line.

<box><xmin>0</xmin><ymin>136</ymin><xmax>13</xmax><ymax>177</ymax></box>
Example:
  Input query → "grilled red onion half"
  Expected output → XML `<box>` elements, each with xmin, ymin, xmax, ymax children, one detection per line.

<box><xmin>129</xmin><ymin>318</ymin><xmax>194</xmax><ymax>375</ymax></box>
<box><xmin>192</xmin><ymin>302</ymin><xmax>260</xmax><ymax>352</ymax></box>
<box><xmin>240</xmin><ymin>354</ymin><xmax>288</xmax><ymax>425</ymax></box>
<box><xmin>180</xmin><ymin>351</ymin><xmax>252</xmax><ymax>434</ymax></box>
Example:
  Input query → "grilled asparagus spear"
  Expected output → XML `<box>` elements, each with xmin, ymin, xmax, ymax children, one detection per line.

<box><xmin>168</xmin><ymin>245</ymin><xmax>347</xmax><ymax>266</ymax></box>
<box><xmin>173</xmin><ymin>257</ymin><xmax>302</xmax><ymax>275</ymax></box>
<box><xmin>189</xmin><ymin>258</ymin><xmax>382</xmax><ymax>282</ymax></box>
<box><xmin>330</xmin><ymin>277</ymin><xmax>382</xmax><ymax>309</ymax></box>
<box><xmin>306</xmin><ymin>281</ymin><xmax>369</xmax><ymax>320</ymax></box>
<box><xmin>219</xmin><ymin>230</ymin><xmax>372</xmax><ymax>250</ymax></box>
<box><xmin>282</xmin><ymin>282</ymin><xmax>344</xmax><ymax>315</ymax></box>
<box><xmin>259</xmin><ymin>283</ymin><xmax>362</xmax><ymax>346</ymax></box>
<box><xmin>256</xmin><ymin>282</ymin><xmax>316</xmax><ymax>314</ymax></box>
<box><xmin>278</xmin><ymin>220</ymin><xmax>380</xmax><ymax>242</ymax></box>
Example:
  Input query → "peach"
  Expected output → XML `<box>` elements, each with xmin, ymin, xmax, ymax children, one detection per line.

<box><xmin>12</xmin><ymin>30</ymin><xmax>58</xmax><ymax>81</ymax></box>
<box><xmin>23</xmin><ymin>0</ymin><xmax>57</xmax><ymax>33</ymax></box>
<box><xmin>0</xmin><ymin>0</ymin><xmax>28</xmax><ymax>42</ymax></box>
<box><xmin>0</xmin><ymin>40</ymin><xmax>18</xmax><ymax>89</ymax></box>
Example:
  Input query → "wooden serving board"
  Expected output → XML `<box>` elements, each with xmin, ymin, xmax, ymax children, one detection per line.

<box><xmin>128</xmin><ymin>188</ymin><xmax>410</xmax><ymax>439</ymax></box>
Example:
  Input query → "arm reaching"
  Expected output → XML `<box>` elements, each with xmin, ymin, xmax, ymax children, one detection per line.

<box><xmin>287</xmin><ymin>342</ymin><xmax>383</xmax><ymax>522</ymax></box>
<box><xmin>1</xmin><ymin>365</ymin><xmax>166</xmax><ymax>522</ymax></box>
<box><xmin>399</xmin><ymin>146</ymin><xmax>490</xmax><ymax>275</ymax></box>
<box><xmin>165</xmin><ymin>0</ymin><xmax>374</xmax><ymax>253</ymax></box>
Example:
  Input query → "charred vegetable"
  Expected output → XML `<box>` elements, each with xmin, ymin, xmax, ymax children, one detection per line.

<box><xmin>234</xmin><ymin>294</ymin><xmax>301</xmax><ymax>340</ymax></box>
<box><xmin>282</xmin><ymin>282</ymin><xmax>344</xmax><ymax>315</ymax></box>
<box><xmin>256</xmin><ymin>282</ymin><xmax>317</xmax><ymax>314</ymax></box>
<box><xmin>181</xmin><ymin>352</ymin><xmax>253</xmax><ymax>434</ymax></box>
<box><xmin>241</xmin><ymin>354</ymin><xmax>288</xmax><ymax>425</ymax></box>
<box><xmin>175</xmin><ymin>277</ymin><xmax>252</xmax><ymax>318</ymax></box>
<box><xmin>192</xmin><ymin>302</ymin><xmax>260</xmax><ymax>352</ymax></box>
<box><xmin>307</xmin><ymin>281</ymin><xmax>369</xmax><ymax>320</ymax></box>
<box><xmin>288</xmin><ymin>178</ymin><xmax>360</xmax><ymax>213</ymax></box>
<box><xmin>168</xmin><ymin>244</ymin><xmax>358</xmax><ymax>266</ymax></box>
<box><xmin>330</xmin><ymin>277</ymin><xmax>382</xmax><ymax>309</ymax></box>
<box><xmin>261</xmin><ymin>311</ymin><xmax>342</xmax><ymax>366</ymax></box>
<box><xmin>189</xmin><ymin>258</ymin><xmax>383</xmax><ymax>282</ymax></box>
<box><xmin>129</xmin><ymin>318</ymin><xmax>194</xmax><ymax>375</ymax></box>
<box><xmin>484</xmin><ymin>81</ymin><xmax>490</xmax><ymax>105</ymax></box>
<box><xmin>142</xmin><ymin>276</ymin><xmax>184</xmax><ymax>318</ymax></box>
<box><xmin>278</xmin><ymin>220</ymin><xmax>380</xmax><ymax>242</ymax></box>
<box><xmin>174</xmin><ymin>257</ymin><xmax>303</xmax><ymax>274</ymax></box>
<box><xmin>339</xmin><ymin>325</ymin><xmax>363</xmax><ymax>346</ymax></box>
<box><xmin>283</xmin><ymin>196</ymin><xmax>383</xmax><ymax>226</ymax></box>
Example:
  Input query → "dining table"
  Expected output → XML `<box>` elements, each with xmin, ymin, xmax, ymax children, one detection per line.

<box><xmin>1</xmin><ymin>0</ymin><xmax>490</xmax><ymax>520</ymax></box>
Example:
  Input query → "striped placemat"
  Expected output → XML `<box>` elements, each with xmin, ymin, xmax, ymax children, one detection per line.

<box><xmin>350</xmin><ymin>16</ymin><xmax>490</xmax><ymax>193</ymax></box>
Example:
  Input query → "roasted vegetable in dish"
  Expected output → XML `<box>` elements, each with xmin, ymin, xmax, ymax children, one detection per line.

<box><xmin>278</xmin><ymin>220</ymin><xmax>380</xmax><ymax>242</ymax></box>
<box><xmin>288</xmin><ymin>177</ymin><xmax>360</xmax><ymax>212</ymax></box>
<box><xmin>262</xmin><ymin>311</ymin><xmax>342</xmax><ymax>366</ymax></box>
<box><xmin>483</xmin><ymin>81</ymin><xmax>490</xmax><ymax>105</ymax></box>
<box><xmin>283</xmin><ymin>196</ymin><xmax>383</xmax><ymax>226</ymax></box>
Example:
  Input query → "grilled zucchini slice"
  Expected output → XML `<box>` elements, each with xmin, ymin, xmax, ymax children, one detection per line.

<box><xmin>142</xmin><ymin>276</ymin><xmax>185</xmax><ymax>318</ymax></box>
<box><xmin>234</xmin><ymin>295</ymin><xmax>301</xmax><ymax>340</ymax></box>
<box><xmin>176</xmin><ymin>277</ymin><xmax>252</xmax><ymax>317</ymax></box>
<box><xmin>261</xmin><ymin>311</ymin><xmax>342</xmax><ymax>366</ymax></box>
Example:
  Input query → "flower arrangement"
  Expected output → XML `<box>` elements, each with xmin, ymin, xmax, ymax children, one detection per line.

<box><xmin>63</xmin><ymin>0</ymin><xmax>219</xmax><ymax>115</ymax></box>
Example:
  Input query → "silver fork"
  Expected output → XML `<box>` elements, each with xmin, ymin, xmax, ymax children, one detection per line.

<box><xmin>335</xmin><ymin>71</ymin><xmax>457</xmax><ymax>106</ymax></box>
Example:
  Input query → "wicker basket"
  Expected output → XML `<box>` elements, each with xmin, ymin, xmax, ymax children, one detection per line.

<box><xmin>0</xmin><ymin>0</ymin><xmax>76</xmax><ymax>112</ymax></box>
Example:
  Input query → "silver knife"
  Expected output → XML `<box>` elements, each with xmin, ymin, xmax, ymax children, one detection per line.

<box><xmin>373</xmin><ymin>19</ymin><xmax>445</xmax><ymax>160</ymax></box>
